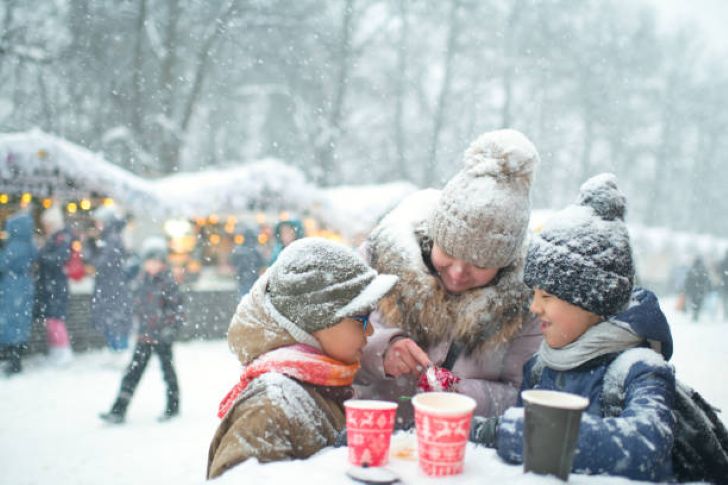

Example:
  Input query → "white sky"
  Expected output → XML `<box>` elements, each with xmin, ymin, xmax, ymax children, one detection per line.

<box><xmin>642</xmin><ymin>0</ymin><xmax>728</xmax><ymax>54</ymax></box>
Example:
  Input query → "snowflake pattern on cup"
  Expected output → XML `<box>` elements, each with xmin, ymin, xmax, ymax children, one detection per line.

<box><xmin>345</xmin><ymin>400</ymin><xmax>398</xmax><ymax>467</ymax></box>
<box><xmin>414</xmin><ymin>404</ymin><xmax>473</xmax><ymax>476</ymax></box>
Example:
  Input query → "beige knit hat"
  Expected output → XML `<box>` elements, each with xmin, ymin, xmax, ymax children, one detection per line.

<box><xmin>431</xmin><ymin>129</ymin><xmax>539</xmax><ymax>268</ymax></box>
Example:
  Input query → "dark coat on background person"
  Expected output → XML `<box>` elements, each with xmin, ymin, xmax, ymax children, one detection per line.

<box><xmin>134</xmin><ymin>268</ymin><xmax>184</xmax><ymax>345</ymax></box>
<box><xmin>495</xmin><ymin>289</ymin><xmax>676</xmax><ymax>482</ymax></box>
<box><xmin>230</xmin><ymin>229</ymin><xmax>264</xmax><ymax>297</ymax></box>
<box><xmin>718</xmin><ymin>252</ymin><xmax>728</xmax><ymax>294</ymax></box>
<box><xmin>36</xmin><ymin>227</ymin><xmax>72</xmax><ymax>320</ymax></box>
<box><xmin>88</xmin><ymin>219</ymin><xmax>134</xmax><ymax>337</ymax></box>
<box><xmin>0</xmin><ymin>213</ymin><xmax>38</xmax><ymax>345</ymax></box>
<box><xmin>684</xmin><ymin>257</ymin><xmax>711</xmax><ymax>304</ymax></box>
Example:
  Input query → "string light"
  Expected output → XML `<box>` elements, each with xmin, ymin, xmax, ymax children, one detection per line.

<box><xmin>102</xmin><ymin>198</ymin><xmax>115</xmax><ymax>207</ymax></box>
<box><xmin>79</xmin><ymin>199</ymin><xmax>91</xmax><ymax>210</ymax></box>
<box><xmin>209</xmin><ymin>234</ymin><xmax>221</xmax><ymax>245</ymax></box>
<box><xmin>234</xmin><ymin>234</ymin><xmax>244</xmax><ymax>245</ymax></box>
<box><xmin>20</xmin><ymin>193</ymin><xmax>32</xmax><ymax>207</ymax></box>
<box><xmin>208</xmin><ymin>214</ymin><xmax>219</xmax><ymax>225</ymax></box>
<box><xmin>42</xmin><ymin>198</ymin><xmax>53</xmax><ymax>209</ymax></box>
<box><xmin>0</xmin><ymin>194</ymin><xmax>8</xmax><ymax>204</ymax></box>
<box><xmin>67</xmin><ymin>202</ymin><xmax>78</xmax><ymax>214</ymax></box>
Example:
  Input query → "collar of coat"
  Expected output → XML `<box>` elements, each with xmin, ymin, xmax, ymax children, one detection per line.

<box><xmin>366</xmin><ymin>189</ymin><xmax>532</xmax><ymax>355</ymax></box>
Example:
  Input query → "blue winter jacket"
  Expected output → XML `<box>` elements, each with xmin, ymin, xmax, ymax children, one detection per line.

<box><xmin>36</xmin><ymin>228</ymin><xmax>72</xmax><ymax>320</ymax></box>
<box><xmin>0</xmin><ymin>213</ymin><xmax>38</xmax><ymax>345</ymax></box>
<box><xmin>496</xmin><ymin>288</ymin><xmax>676</xmax><ymax>482</ymax></box>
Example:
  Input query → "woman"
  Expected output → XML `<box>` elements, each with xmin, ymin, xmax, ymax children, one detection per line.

<box><xmin>355</xmin><ymin>129</ymin><xmax>542</xmax><ymax>423</ymax></box>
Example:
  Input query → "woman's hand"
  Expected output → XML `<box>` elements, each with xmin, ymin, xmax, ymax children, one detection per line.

<box><xmin>383</xmin><ymin>338</ymin><xmax>432</xmax><ymax>377</ymax></box>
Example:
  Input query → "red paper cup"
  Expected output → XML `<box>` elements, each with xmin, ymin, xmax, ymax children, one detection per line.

<box><xmin>344</xmin><ymin>400</ymin><xmax>398</xmax><ymax>467</ymax></box>
<box><xmin>412</xmin><ymin>392</ymin><xmax>477</xmax><ymax>477</ymax></box>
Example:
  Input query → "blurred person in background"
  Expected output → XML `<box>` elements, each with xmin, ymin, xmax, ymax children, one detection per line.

<box><xmin>36</xmin><ymin>205</ymin><xmax>74</xmax><ymax>366</ymax></box>
<box><xmin>100</xmin><ymin>236</ymin><xmax>184</xmax><ymax>423</ymax></box>
<box><xmin>86</xmin><ymin>206</ymin><xmax>135</xmax><ymax>357</ymax></box>
<box><xmin>719</xmin><ymin>250</ymin><xmax>728</xmax><ymax>320</ymax></box>
<box><xmin>683</xmin><ymin>256</ymin><xmax>711</xmax><ymax>322</ymax></box>
<box><xmin>268</xmin><ymin>219</ymin><xmax>304</xmax><ymax>265</ymax></box>
<box><xmin>229</xmin><ymin>226</ymin><xmax>264</xmax><ymax>298</ymax></box>
<box><xmin>0</xmin><ymin>210</ymin><xmax>38</xmax><ymax>376</ymax></box>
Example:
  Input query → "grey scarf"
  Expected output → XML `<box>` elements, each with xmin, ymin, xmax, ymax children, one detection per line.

<box><xmin>538</xmin><ymin>320</ymin><xmax>643</xmax><ymax>371</ymax></box>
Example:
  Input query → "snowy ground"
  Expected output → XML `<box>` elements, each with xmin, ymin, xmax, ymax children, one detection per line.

<box><xmin>1</xmin><ymin>301</ymin><xmax>726</xmax><ymax>484</ymax></box>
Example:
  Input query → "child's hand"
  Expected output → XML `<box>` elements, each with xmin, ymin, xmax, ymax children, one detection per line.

<box><xmin>417</xmin><ymin>366</ymin><xmax>461</xmax><ymax>392</ymax></box>
<box><xmin>383</xmin><ymin>338</ymin><xmax>431</xmax><ymax>377</ymax></box>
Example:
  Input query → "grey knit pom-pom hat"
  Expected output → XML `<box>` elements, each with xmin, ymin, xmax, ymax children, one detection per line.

<box><xmin>523</xmin><ymin>173</ymin><xmax>635</xmax><ymax>317</ymax></box>
<box><xmin>431</xmin><ymin>129</ymin><xmax>540</xmax><ymax>268</ymax></box>
<box><xmin>265</xmin><ymin>238</ymin><xmax>398</xmax><ymax>340</ymax></box>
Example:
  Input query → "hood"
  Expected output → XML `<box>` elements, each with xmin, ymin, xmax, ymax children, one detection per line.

<box><xmin>6</xmin><ymin>212</ymin><xmax>34</xmax><ymax>241</ymax></box>
<box><xmin>226</xmin><ymin>271</ymin><xmax>299</xmax><ymax>366</ymax></box>
<box><xmin>367</xmin><ymin>189</ymin><xmax>532</xmax><ymax>354</ymax></box>
<box><xmin>613</xmin><ymin>288</ymin><xmax>673</xmax><ymax>361</ymax></box>
<box><xmin>274</xmin><ymin>219</ymin><xmax>305</xmax><ymax>244</ymax></box>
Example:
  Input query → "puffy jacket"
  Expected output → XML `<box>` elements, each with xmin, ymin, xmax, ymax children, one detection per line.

<box><xmin>496</xmin><ymin>289</ymin><xmax>676</xmax><ymax>482</ymax></box>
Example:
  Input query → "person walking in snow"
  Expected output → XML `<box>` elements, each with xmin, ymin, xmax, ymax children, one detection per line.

<box><xmin>87</xmin><ymin>206</ymin><xmax>135</xmax><ymax>353</ymax></box>
<box><xmin>36</xmin><ymin>205</ymin><xmax>74</xmax><ymax>365</ymax></box>
<box><xmin>207</xmin><ymin>238</ymin><xmax>398</xmax><ymax>479</ymax></box>
<box><xmin>355</xmin><ymin>129</ymin><xmax>542</xmax><ymax>425</ymax></box>
<box><xmin>0</xmin><ymin>210</ymin><xmax>38</xmax><ymax>376</ymax></box>
<box><xmin>99</xmin><ymin>237</ymin><xmax>184</xmax><ymax>423</ymax></box>
<box><xmin>469</xmin><ymin>174</ymin><xmax>676</xmax><ymax>482</ymax></box>
<box><xmin>683</xmin><ymin>256</ymin><xmax>711</xmax><ymax>321</ymax></box>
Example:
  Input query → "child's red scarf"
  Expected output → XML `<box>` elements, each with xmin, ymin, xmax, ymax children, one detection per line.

<box><xmin>217</xmin><ymin>344</ymin><xmax>359</xmax><ymax>418</ymax></box>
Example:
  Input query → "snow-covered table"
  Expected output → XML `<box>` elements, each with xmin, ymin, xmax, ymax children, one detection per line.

<box><xmin>213</xmin><ymin>433</ymin><xmax>644</xmax><ymax>484</ymax></box>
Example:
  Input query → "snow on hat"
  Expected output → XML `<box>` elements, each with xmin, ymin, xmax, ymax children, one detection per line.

<box><xmin>140</xmin><ymin>236</ymin><xmax>168</xmax><ymax>261</ymax></box>
<box><xmin>41</xmin><ymin>205</ymin><xmax>64</xmax><ymax>234</ymax></box>
<box><xmin>265</xmin><ymin>237</ymin><xmax>398</xmax><ymax>340</ymax></box>
<box><xmin>431</xmin><ymin>129</ymin><xmax>539</xmax><ymax>268</ymax></box>
<box><xmin>523</xmin><ymin>173</ymin><xmax>635</xmax><ymax>317</ymax></box>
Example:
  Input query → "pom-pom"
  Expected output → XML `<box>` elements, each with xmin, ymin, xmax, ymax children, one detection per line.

<box><xmin>462</xmin><ymin>129</ymin><xmax>539</xmax><ymax>180</ymax></box>
<box><xmin>577</xmin><ymin>173</ymin><xmax>626</xmax><ymax>221</ymax></box>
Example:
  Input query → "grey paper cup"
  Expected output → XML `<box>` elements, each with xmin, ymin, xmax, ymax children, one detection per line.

<box><xmin>521</xmin><ymin>390</ymin><xmax>589</xmax><ymax>481</ymax></box>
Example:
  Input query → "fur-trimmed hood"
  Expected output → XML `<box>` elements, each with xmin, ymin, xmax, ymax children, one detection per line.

<box><xmin>366</xmin><ymin>189</ymin><xmax>532</xmax><ymax>355</ymax></box>
<box><xmin>227</xmin><ymin>272</ymin><xmax>299</xmax><ymax>366</ymax></box>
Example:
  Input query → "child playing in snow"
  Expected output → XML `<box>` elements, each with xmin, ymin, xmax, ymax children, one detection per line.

<box><xmin>469</xmin><ymin>174</ymin><xmax>676</xmax><ymax>482</ymax></box>
<box><xmin>99</xmin><ymin>237</ymin><xmax>184</xmax><ymax>423</ymax></box>
<box><xmin>207</xmin><ymin>237</ymin><xmax>398</xmax><ymax>479</ymax></box>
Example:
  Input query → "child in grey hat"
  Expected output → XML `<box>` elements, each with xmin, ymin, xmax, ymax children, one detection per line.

<box><xmin>207</xmin><ymin>237</ymin><xmax>398</xmax><ymax>479</ymax></box>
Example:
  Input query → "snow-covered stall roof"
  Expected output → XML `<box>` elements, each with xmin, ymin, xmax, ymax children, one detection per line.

<box><xmin>0</xmin><ymin>130</ymin><xmax>418</xmax><ymax>238</ymax></box>
<box><xmin>0</xmin><ymin>129</ymin><xmax>159</xmax><ymax>215</ymax></box>
<box><xmin>151</xmin><ymin>159</ymin><xmax>317</xmax><ymax>218</ymax></box>
<box><xmin>316</xmin><ymin>182</ymin><xmax>419</xmax><ymax>239</ymax></box>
